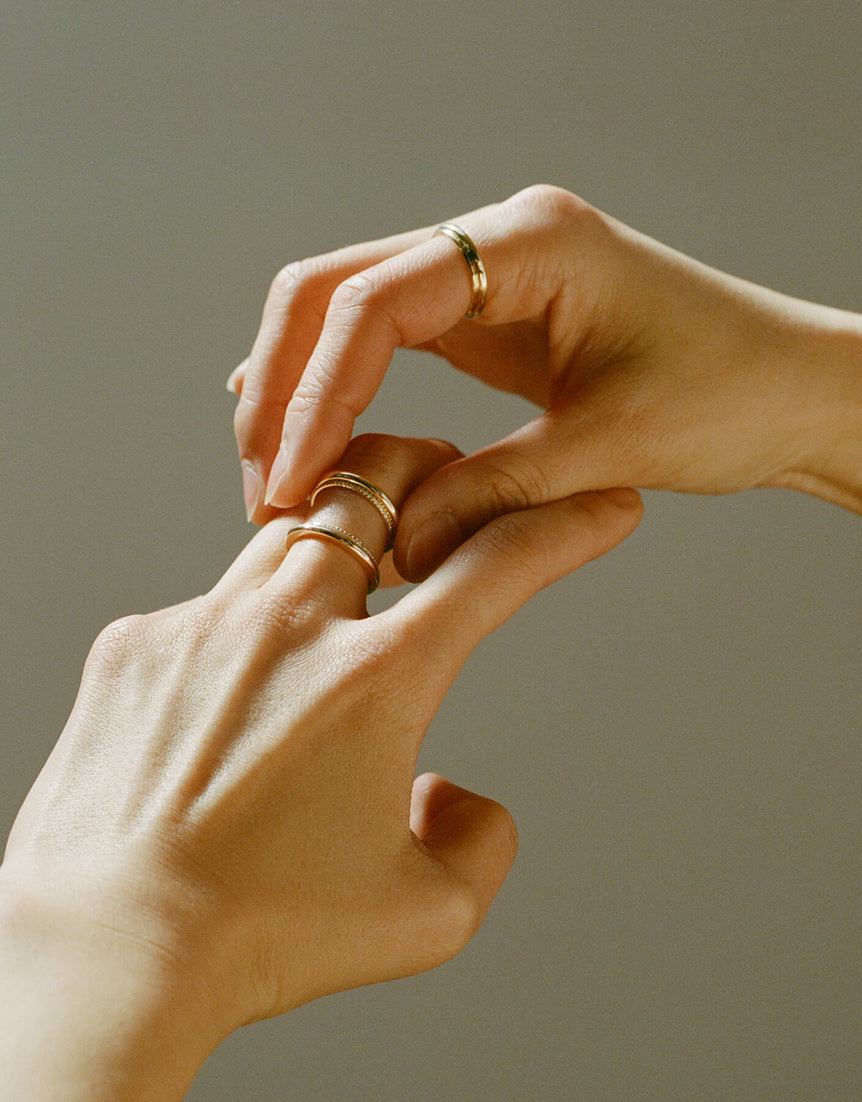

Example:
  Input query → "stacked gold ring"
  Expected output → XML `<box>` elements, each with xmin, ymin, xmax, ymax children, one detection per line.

<box><xmin>310</xmin><ymin>470</ymin><xmax>399</xmax><ymax>550</ymax></box>
<box><xmin>432</xmin><ymin>221</ymin><xmax>488</xmax><ymax>319</ymax></box>
<box><xmin>285</xmin><ymin>524</ymin><xmax>381</xmax><ymax>593</ymax></box>
<box><xmin>285</xmin><ymin>470</ymin><xmax>400</xmax><ymax>594</ymax></box>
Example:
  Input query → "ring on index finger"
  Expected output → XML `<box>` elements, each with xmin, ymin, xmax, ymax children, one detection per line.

<box><xmin>432</xmin><ymin>222</ymin><xmax>488</xmax><ymax>319</ymax></box>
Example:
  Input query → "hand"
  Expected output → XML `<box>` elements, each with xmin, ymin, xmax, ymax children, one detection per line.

<box><xmin>232</xmin><ymin>184</ymin><xmax>862</xmax><ymax>579</ymax></box>
<box><xmin>0</xmin><ymin>433</ymin><xmax>641</xmax><ymax>1101</ymax></box>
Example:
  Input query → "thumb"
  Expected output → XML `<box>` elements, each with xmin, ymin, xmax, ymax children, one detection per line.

<box><xmin>396</xmin><ymin>408</ymin><xmax>617</xmax><ymax>582</ymax></box>
<box><xmin>410</xmin><ymin>773</ymin><xmax>518</xmax><ymax>956</ymax></box>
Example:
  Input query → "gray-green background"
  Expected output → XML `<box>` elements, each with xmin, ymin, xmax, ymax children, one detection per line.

<box><xmin>2</xmin><ymin>3</ymin><xmax>860</xmax><ymax>1099</ymax></box>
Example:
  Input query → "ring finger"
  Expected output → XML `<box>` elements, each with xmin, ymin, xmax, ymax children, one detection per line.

<box><xmin>256</xmin><ymin>434</ymin><xmax>462</xmax><ymax>622</ymax></box>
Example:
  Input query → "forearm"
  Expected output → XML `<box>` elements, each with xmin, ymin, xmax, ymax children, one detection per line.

<box><xmin>0</xmin><ymin>876</ymin><xmax>220</xmax><ymax>1102</ymax></box>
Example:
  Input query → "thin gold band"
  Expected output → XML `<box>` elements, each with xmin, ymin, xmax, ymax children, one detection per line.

<box><xmin>310</xmin><ymin>471</ymin><xmax>399</xmax><ymax>550</ymax></box>
<box><xmin>432</xmin><ymin>221</ymin><xmax>488</xmax><ymax>319</ymax></box>
<box><xmin>285</xmin><ymin>524</ymin><xmax>380</xmax><ymax>593</ymax></box>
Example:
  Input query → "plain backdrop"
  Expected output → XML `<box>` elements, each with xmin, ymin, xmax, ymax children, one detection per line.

<box><xmin>1</xmin><ymin>3</ymin><xmax>860</xmax><ymax>1100</ymax></box>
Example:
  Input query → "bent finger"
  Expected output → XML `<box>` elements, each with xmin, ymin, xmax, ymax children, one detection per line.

<box><xmin>410</xmin><ymin>772</ymin><xmax>518</xmax><ymax>946</ymax></box>
<box><xmin>385</xmin><ymin>488</ymin><xmax>643</xmax><ymax>676</ymax></box>
<box><xmin>234</xmin><ymin>228</ymin><xmax>433</xmax><ymax>522</ymax></box>
<box><xmin>265</xmin><ymin>186</ymin><xmax>591</xmax><ymax>509</ymax></box>
<box><xmin>264</xmin><ymin>434</ymin><xmax>462</xmax><ymax>621</ymax></box>
<box><xmin>394</xmin><ymin>403</ymin><xmax>626</xmax><ymax>581</ymax></box>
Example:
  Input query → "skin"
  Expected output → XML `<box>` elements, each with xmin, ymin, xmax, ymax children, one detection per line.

<box><xmin>0</xmin><ymin>433</ymin><xmax>642</xmax><ymax>1102</ymax></box>
<box><xmin>230</xmin><ymin>183</ymin><xmax>862</xmax><ymax>579</ymax></box>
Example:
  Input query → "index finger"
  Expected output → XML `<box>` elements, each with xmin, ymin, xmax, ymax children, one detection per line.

<box><xmin>262</xmin><ymin>188</ymin><xmax>579</xmax><ymax>509</ymax></box>
<box><xmin>234</xmin><ymin>226</ymin><xmax>430</xmax><ymax>523</ymax></box>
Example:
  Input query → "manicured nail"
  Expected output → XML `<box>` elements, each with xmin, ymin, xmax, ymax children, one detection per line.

<box><xmin>226</xmin><ymin>358</ymin><xmax>248</xmax><ymax>394</ymax></box>
<box><xmin>264</xmin><ymin>439</ymin><xmax>294</xmax><ymax>506</ymax></box>
<box><xmin>241</xmin><ymin>461</ymin><xmax>263</xmax><ymax>522</ymax></box>
<box><xmin>404</xmin><ymin>510</ymin><xmax>462</xmax><ymax>581</ymax></box>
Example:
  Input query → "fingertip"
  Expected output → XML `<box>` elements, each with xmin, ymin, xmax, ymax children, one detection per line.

<box><xmin>575</xmin><ymin>486</ymin><xmax>644</xmax><ymax>542</ymax></box>
<box><xmin>397</xmin><ymin>509</ymin><xmax>464</xmax><ymax>582</ymax></box>
<box><xmin>263</xmin><ymin>435</ymin><xmax>323</xmax><ymax>509</ymax></box>
<box><xmin>600</xmin><ymin>486</ymin><xmax>643</xmax><ymax>514</ymax></box>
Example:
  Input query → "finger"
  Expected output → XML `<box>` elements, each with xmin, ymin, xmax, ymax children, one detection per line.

<box><xmin>210</xmin><ymin>513</ymin><xmax>306</xmax><ymax>598</ymax></box>
<box><xmin>410</xmin><ymin>773</ymin><xmax>518</xmax><ymax>942</ymax></box>
<box><xmin>264</xmin><ymin>186</ymin><xmax>590</xmax><ymax>508</ymax></box>
<box><xmin>233</xmin><ymin>229</ymin><xmax>433</xmax><ymax>523</ymax></box>
<box><xmin>385</xmin><ymin>488</ymin><xmax>643</xmax><ymax>676</ymax></box>
<box><xmin>395</xmin><ymin>403</ymin><xmax>626</xmax><ymax>581</ymax></box>
<box><xmin>264</xmin><ymin>434</ymin><xmax>462</xmax><ymax>621</ymax></box>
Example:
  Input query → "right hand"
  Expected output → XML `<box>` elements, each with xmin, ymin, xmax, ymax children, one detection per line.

<box><xmin>232</xmin><ymin>184</ymin><xmax>862</xmax><ymax>578</ymax></box>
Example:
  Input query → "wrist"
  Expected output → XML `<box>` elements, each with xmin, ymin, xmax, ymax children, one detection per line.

<box><xmin>765</xmin><ymin>301</ymin><xmax>862</xmax><ymax>514</ymax></box>
<box><xmin>0</xmin><ymin>870</ymin><xmax>227</xmax><ymax>1102</ymax></box>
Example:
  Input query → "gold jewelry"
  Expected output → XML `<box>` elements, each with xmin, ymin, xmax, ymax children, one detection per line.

<box><xmin>310</xmin><ymin>471</ymin><xmax>398</xmax><ymax>550</ymax></box>
<box><xmin>432</xmin><ymin>222</ymin><xmax>488</xmax><ymax>319</ymax></box>
<box><xmin>285</xmin><ymin>524</ymin><xmax>380</xmax><ymax>593</ymax></box>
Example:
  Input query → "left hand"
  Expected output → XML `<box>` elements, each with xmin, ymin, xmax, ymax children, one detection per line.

<box><xmin>0</xmin><ymin>433</ymin><xmax>642</xmax><ymax>1101</ymax></box>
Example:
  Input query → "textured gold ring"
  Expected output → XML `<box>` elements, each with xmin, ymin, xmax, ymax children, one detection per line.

<box><xmin>432</xmin><ymin>222</ymin><xmax>488</xmax><ymax>319</ymax></box>
<box><xmin>310</xmin><ymin>471</ymin><xmax>398</xmax><ymax>550</ymax></box>
<box><xmin>285</xmin><ymin>524</ymin><xmax>380</xmax><ymax>593</ymax></box>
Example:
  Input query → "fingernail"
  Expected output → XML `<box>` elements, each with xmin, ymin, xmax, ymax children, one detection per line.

<box><xmin>226</xmin><ymin>359</ymin><xmax>247</xmax><ymax>394</ymax></box>
<box><xmin>241</xmin><ymin>461</ymin><xmax>263</xmax><ymax>522</ymax></box>
<box><xmin>405</xmin><ymin>511</ymin><xmax>462</xmax><ymax>581</ymax></box>
<box><xmin>264</xmin><ymin>439</ymin><xmax>295</xmax><ymax>506</ymax></box>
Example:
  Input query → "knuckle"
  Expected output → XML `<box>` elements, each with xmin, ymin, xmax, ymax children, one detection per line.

<box><xmin>268</xmin><ymin>257</ymin><xmax>326</xmax><ymax>305</ymax></box>
<box><xmin>328</xmin><ymin>269</ymin><xmax>383</xmax><ymax>317</ymax></box>
<box><xmin>286</xmin><ymin>372</ymin><xmax>329</xmax><ymax>418</ymax></box>
<box><xmin>86</xmin><ymin>613</ymin><xmax>152</xmax><ymax>675</ymax></box>
<box><xmin>483</xmin><ymin>455</ymin><xmax>551</xmax><ymax>514</ymax></box>
<box><xmin>512</xmin><ymin>183</ymin><xmax>602</xmax><ymax>233</ymax></box>
<box><xmin>327</xmin><ymin>269</ymin><xmax>403</xmax><ymax>342</ymax></box>
<box><xmin>344</xmin><ymin>431</ymin><xmax>415</xmax><ymax>469</ymax></box>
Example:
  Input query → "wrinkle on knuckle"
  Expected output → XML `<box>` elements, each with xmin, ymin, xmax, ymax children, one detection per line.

<box><xmin>268</xmin><ymin>257</ymin><xmax>326</xmax><ymax>305</ymax></box>
<box><xmin>87</xmin><ymin>614</ymin><xmax>152</xmax><ymax>671</ymax></box>
<box><xmin>328</xmin><ymin>270</ymin><xmax>404</xmax><ymax>344</ymax></box>
<box><xmin>330</xmin><ymin>269</ymin><xmax>379</xmax><ymax>311</ymax></box>
<box><xmin>482</xmin><ymin>455</ymin><xmax>551</xmax><ymax>514</ymax></box>
<box><xmin>288</xmin><ymin>357</ymin><xmax>360</xmax><ymax>423</ymax></box>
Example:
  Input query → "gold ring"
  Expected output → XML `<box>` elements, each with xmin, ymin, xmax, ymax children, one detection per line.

<box><xmin>310</xmin><ymin>471</ymin><xmax>399</xmax><ymax>550</ymax></box>
<box><xmin>285</xmin><ymin>524</ymin><xmax>381</xmax><ymax>593</ymax></box>
<box><xmin>433</xmin><ymin>221</ymin><xmax>488</xmax><ymax>319</ymax></box>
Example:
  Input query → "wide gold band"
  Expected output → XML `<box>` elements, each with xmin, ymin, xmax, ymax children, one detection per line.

<box><xmin>310</xmin><ymin>471</ymin><xmax>399</xmax><ymax>550</ymax></box>
<box><xmin>285</xmin><ymin>524</ymin><xmax>380</xmax><ymax>593</ymax></box>
<box><xmin>433</xmin><ymin>221</ymin><xmax>488</xmax><ymax>319</ymax></box>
